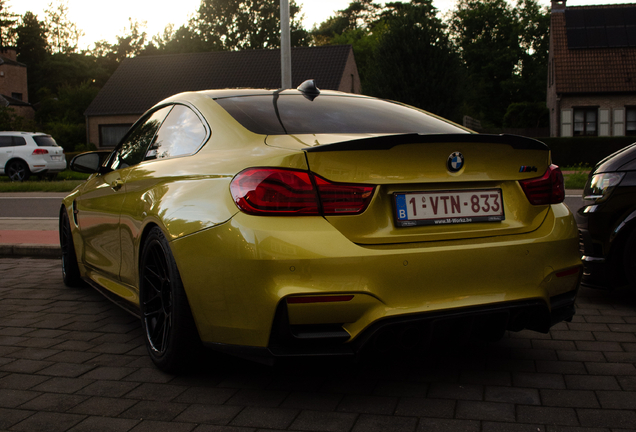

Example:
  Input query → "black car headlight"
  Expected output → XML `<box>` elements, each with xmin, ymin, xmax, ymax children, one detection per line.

<box><xmin>583</xmin><ymin>172</ymin><xmax>624</xmax><ymax>203</ymax></box>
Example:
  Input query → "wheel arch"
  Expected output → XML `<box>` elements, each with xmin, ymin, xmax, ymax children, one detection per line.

<box><xmin>4</xmin><ymin>156</ymin><xmax>29</xmax><ymax>168</ymax></box>
<box><xmin>607</xmin><ymin>208</ymin><xmax>636</xmax><ymax>284</ymax></box>
<box><xmin>610</xmin><ymin>208</ymin><xmax>636</xmax><ymax>249</ymax></box>
<box><xmin>4</xmin><ymin>157</ymin><xmax>31</xmax><ymax>173</ymax></box>
<box><xmin>138</xmin><ymin>221</ymin><xmax>162</xmax><ymax>264</ymax></box>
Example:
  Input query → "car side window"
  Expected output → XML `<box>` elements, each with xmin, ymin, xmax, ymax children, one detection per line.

<box><xmin>109</xmin><ymin>106</ymin><xmax>171</xmax><ymax>170</ymax></box>
<box><xmin>145</xmin><ymin>105</ymin><xmax>207</xmax><ymax>161</ymax></box>
<box><xmin>0</xmin><ymin>136</ymin><xmax>26</xmax><ymax>147</ymax></box>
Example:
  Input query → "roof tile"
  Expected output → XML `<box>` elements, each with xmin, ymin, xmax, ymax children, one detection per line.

<box><xmin>552</xmin><ymin>3</ymin><xmax>636</xmax><ymax>94</ymax></box>
<box><xmin>85</xmin><ymin>45</ymin><xmax>353</xmax><ymax>116</ymax></box>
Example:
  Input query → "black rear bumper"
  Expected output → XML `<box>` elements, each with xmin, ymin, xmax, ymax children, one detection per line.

<box><xmin>205</xmin><ymin>290</ymin><xmax>578</xmax><ymax>363</ymax></box>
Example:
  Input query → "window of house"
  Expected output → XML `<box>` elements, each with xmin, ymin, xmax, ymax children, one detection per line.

<box><xmin>11</xmin><ymin>93</ymin><xmax>22</xmax><ymax>101</ymax></box>
<box><xmin>100</xmin><ymin>124</ymin><xmax>133</xmax><ymax>148</ymax></box>
<box><xmin>627</xmin><ymin>108</ymin><xmax>636</xmax><ymax>137</ymax></box>
<box><xmin>573</xmin><ymin>108</ymin><xmax>598</xmax><ymax>136</ymax></box>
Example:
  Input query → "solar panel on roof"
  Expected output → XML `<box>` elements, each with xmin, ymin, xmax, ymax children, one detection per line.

<box><xmin>587</xmin><ymin>28</ymin><xmax>608</xmax><ymax>48</ymax></box>
<box><xmin>567</xmin><ymin>28</ymin><xmax>588</xmax><ymax>48</ymax></box>
<box><xmin>584</xmin><ymin>9</ymin><xmax>604</xmax><ymax>26</ymax></box>
<box><xmin>565</xmin><ymin>6</ymin><xmax>636</xmax><ymax>49</ymax></box>
<box><xmin>565</xmin><ymin>9</ymin><xmax>586</xmax><ymax>27</ymax></box>
<box><xmin>604</xmin><ymin>9</ymin><xmax>625</xmax><ymax>26</ymax></box>
<box><xmin>627</xmin><ymin>26</ymin><xmax>636</xmax><ymax>47</ymax></box>
<box><xmin>607</xmin><ymin>27</ymin><xmax>629</xmax><ymax>47</ymax></box>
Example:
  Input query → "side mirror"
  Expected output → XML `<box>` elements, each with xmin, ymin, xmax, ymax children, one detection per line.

<box><xmin>70</xmin><ymin>151</ymin><xmax>112</xmax><ymax>174</ymax></box>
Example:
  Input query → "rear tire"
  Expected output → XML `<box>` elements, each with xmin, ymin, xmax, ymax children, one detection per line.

<box><xmin>59</xmin><ymin>208</ymin><xmax>84</xmax><ymax>288</ymax></box>
<box><xmin>139</xmin><ymin>227</ymin><xmax>201</xmax><ymax>373</ymax></box>
<box><xmin>6</xmin><ymin>160</ymin><xmax>30</xmax><ymax>182</ymax></box>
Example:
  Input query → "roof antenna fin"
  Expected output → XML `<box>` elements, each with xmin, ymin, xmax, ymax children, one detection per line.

<box><xmin>297</xmin><ymin>79</ymin><xmax>320</xmax><ymax>101</ymax></box>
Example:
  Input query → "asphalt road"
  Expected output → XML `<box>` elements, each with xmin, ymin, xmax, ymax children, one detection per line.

<box><xmin>0</xmin><ymin>192</ymin><xmax>588</xmax><ymax>219</ymax></box>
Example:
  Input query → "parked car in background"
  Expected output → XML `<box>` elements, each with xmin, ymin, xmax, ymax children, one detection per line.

<box><xmin>0</xmin><ymin>132</ymin><xmax>67</xmax><ymax>181</ymax></box>
<box><xmin>60</xmin><ymin>81</ymin><xmax>582</xmax><ymax>372</ymax></box>
<box><xmin>577</xmin><ymin>142</ymin><xmax>636</xmax><ymax>289</ymax></box>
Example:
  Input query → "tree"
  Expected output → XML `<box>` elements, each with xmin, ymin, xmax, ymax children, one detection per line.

<box><xmin>194</xmin><ymin>0</ymin><xmax>309</xmax><ymax>51</ymax></box>
<box><xmin>364</xmin><ymin>1</ymin><xmax>464</xmax><ymax>120</ymax></box>
<box><xmin>16</xmin><ymin>12</ymin><xmax>48</xmax><ymax>66</ymax></box>
<box><xmin>91</xmin><ymin>18</ymin><xmax>148</xmax><ymax>63</ymax></box>
<box><xmin>35</xmin><ymin>81</ymin><xmax>100</xmax><ymax>151</ymax></box>
<box><xmin>449</xmin><ymin>0</ymin><xmax>549</xmax><ymax>127</ymax></box>
<box><xmin>0</xmin><ymin>0</ymin><xmax>17</xmax><ymax>47</ymax></box>
<box><xmin>45</xmin><ymin>0</ymin><xmax>84</xmax><ymax>54</ymax></box>
<box><xmin>312</xmin><ymin>0</ymin><xmax>381</xmax><ymax>45</ymax></box>
<box><xmin>16</xmin><ymin>12</ymin><xmax>50</xmax><ymax>107</ymax></box>
<box><xmin>148</xmin><ymin>23</ymin><xmax>207</xmax><ymax>54</ymax></box>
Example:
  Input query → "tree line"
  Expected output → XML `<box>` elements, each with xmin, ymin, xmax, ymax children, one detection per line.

<box><xmin>1</xmin><ymin>0</ymin><xmax>549</xmax><ymax>151</ymax></box>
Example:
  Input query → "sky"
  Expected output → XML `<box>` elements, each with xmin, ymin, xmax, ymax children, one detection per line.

<box><xmin>9</xmin><ymin>0</ymin><xmax>636</xmax><ymax>50</ymax></box>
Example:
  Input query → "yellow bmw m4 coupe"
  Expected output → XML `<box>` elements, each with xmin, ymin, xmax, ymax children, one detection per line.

<box><xmin>60</xmin><ymin>81</ymin><xmax>581</xmax><ymax>372</ymax></box>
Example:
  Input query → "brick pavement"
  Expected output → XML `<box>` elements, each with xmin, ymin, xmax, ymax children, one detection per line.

<box><xmin>1</xmin><ymin>257</ymin><xmax>635</xmax><ymax>432</ymax></box>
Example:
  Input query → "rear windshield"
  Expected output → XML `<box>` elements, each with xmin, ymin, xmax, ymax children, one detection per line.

<box><xmin>214</xmin><ymin>94</ymin><xmax>466</xmax><ymax>135</ymax></box>
<box><xmin>33</xmin><ymin>135</ymin><xmax>58</xmax><ymax>147</ymax></box>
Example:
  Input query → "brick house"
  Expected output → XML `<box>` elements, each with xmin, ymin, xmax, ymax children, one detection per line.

<box><xmin>546</xmin><ymin>0</ymin><xmax>636</xmax><ymax>137</ymax></box>
<box><xmin>85</xmin><ymin>45</ymin><xmax>361</xmax><ymax>148</ymax></box>
<box><xmin>0</xmin><ymin>48</ymin><xmax>35</xmax><ymax>120</ymax></box>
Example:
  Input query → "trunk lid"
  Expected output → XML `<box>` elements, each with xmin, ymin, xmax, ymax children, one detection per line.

<box><xmin>266</xmin><ymin>133</ymin><xmax>552</xmax><ymax>245</ymax></box>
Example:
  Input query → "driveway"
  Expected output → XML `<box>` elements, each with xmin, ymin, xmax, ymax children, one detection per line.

<box><xmin>1</xmin><ymin>257</ymin><xmax>635</xmax><ymax>431</ymax></box>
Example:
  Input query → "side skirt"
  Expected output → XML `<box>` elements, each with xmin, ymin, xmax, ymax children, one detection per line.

<box><xmin>83</xmin><ymin>277</ymin><xmax>140</xmax><ymax>318</ymax></box>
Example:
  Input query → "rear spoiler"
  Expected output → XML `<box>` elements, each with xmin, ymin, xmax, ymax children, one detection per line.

<box><xmin>304</xmin><ymin>133</ymin><xmax>549</xmax><ymax>153</ymax></box>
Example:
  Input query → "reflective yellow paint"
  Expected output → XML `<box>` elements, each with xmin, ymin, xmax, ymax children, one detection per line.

<box><xmin>61</xmin><ymin>90</ymin><xmax>582</xmax><ymax>352</ymax></box>
<box><xmin>170</xmin><ymin>204</ymin><xmax>580</xmax><ymax>347</ymax></box>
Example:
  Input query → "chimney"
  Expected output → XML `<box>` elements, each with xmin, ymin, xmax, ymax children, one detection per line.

<box><xmin>0</xmin><ymin>48</ymin><xmax>17</xmax><ymax>61</ymax></box>
<box><xmin>552</xmin><ymin>0</ymin><xmax>566</xmax><ymax>13</ymax></box>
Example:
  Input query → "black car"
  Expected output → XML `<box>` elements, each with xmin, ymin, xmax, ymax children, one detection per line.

<box><xmin>577</xmin><ymin>143</ymin><xmax>636</xmax><ymax>289</ymax></box>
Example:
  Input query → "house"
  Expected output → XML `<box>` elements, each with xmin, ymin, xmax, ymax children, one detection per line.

<box><xmin>546</xmin><ymin>0</ymin><xmax>636</xmax><ymax>137</ymax></box>
<box><xmin>85</xmin><ymin>45</ymin><xmax>361</xmax><ymax>148</ymax></box>
<box><xmin>0</xmin><ymin>48</ymin><xmax>35</xmax><ymax>120</ymax></box>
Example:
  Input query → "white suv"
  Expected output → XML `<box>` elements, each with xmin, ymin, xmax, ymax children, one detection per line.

<box><xmin>0</xmin><ymin>132</ymin><xmax>67</xmax><ymax>181</ymax></box>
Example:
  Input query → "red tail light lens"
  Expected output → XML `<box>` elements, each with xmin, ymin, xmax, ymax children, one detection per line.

<box><xmin>231</xmin><ymin>168</ymin><xmax>375</xmax><ymax>216</ymax></box>
<box><xmin>231</xmin><ymin>168</ymin><xmax>319</xmax><ymax>215</ymax></box>
<box><xmin>32</xmin><ymin>149</ymin><xmax>49</xmax><ymax>155</ymax></box>
<box><xmin>519</xmin><ymin>164</ymin><xmax>565</xmax><ymax>205</ymax></box>
<box><xmin>314</xmin><ymin>176</ymin><xmax>375</xmax><ymax>215</ymax></box>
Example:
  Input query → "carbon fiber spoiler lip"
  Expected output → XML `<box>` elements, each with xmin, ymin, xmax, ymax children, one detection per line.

<box><xmin>303</xmin><ymin>133</ymin><xmax>549</xmax><ymax>153</ymax></box>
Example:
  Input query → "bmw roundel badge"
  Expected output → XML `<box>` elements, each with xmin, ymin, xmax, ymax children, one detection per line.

<box><xmin>447</xmin><ymin>152</ymin><xmax>464</xmax><ymax>173</ymax></box>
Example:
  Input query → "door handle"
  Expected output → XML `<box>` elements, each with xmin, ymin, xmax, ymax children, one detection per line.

<box><xmin>111</xmin><ymin>179</ymin><xmax>124</xmax><ymax>191</ymax></box>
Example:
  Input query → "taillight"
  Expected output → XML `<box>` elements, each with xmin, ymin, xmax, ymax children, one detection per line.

<box><xmin>314</xmin><ymin>175</ymin><xmax>375</xmax><ymax>215</ymax></box>
<box><xmin>32</xmin><ymin>149</ymin><xmax>49</xmax><ymax>155</ymax></box>
<box><xmin>519</xmin><ymin>164</ymin><xmax>565</xmax><ymax>205</ymax></box>
<box><xmin>230</xmin><ymin>168</ymin><xmax>375</xmax><ymax>216</ymax></box>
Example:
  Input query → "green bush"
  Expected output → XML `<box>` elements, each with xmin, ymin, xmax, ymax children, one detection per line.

<box><xmin>503</xmin><ymin>102</ymin><xmax>549</xmax><ymax>128</ymax></box>
<box><xmin>541</xmin><ymin>136</ymin><xmax>636</xmax><ymax>167</ymax></box>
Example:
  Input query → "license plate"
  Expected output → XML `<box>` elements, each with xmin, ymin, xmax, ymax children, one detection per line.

<box><xmin>51</xmin><ymin>155</ymin><xmax>62</xmax><ymax>161</ymax></box>
<box><xmin>395</xmin><ymin>189</ymin><xmax>505</xmax><ymax>227</ymax></box>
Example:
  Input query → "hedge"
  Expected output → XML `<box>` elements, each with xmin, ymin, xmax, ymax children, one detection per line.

<box><xmin>537</xmin><ymin>136</ymin><xmax>636</xmax><ymax>167</ymax></box>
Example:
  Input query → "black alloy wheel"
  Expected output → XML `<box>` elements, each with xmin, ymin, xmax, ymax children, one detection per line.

<box><xmin>6</xmin><ymin>160</ymin><xmax>30</xmax><ymax>181</ymax></box>
<box><xmin>139</xmin><ymin>227</ymin><xmax>201</xmax><ymax>372</ymax></box>
<box><xmin>59</xmin><ymin>208</ymin><xmax>83</xmax><ymax>287</ymax></box>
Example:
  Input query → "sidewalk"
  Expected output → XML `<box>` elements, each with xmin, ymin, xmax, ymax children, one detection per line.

<box><xmin>0</xmin><ymin>219</ymin><xmax>60</xmax><ymax>258</ymax></box>
<box><xmin>0</xmin><ymin>190</ymin><xmax>586</xmax><ymax>259</ymax></box>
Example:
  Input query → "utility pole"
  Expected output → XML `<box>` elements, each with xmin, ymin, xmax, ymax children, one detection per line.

<box><xmin>280</xmin><ymin>0</ymin><xmax>292</xmax><ymax>89</ymax></box>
